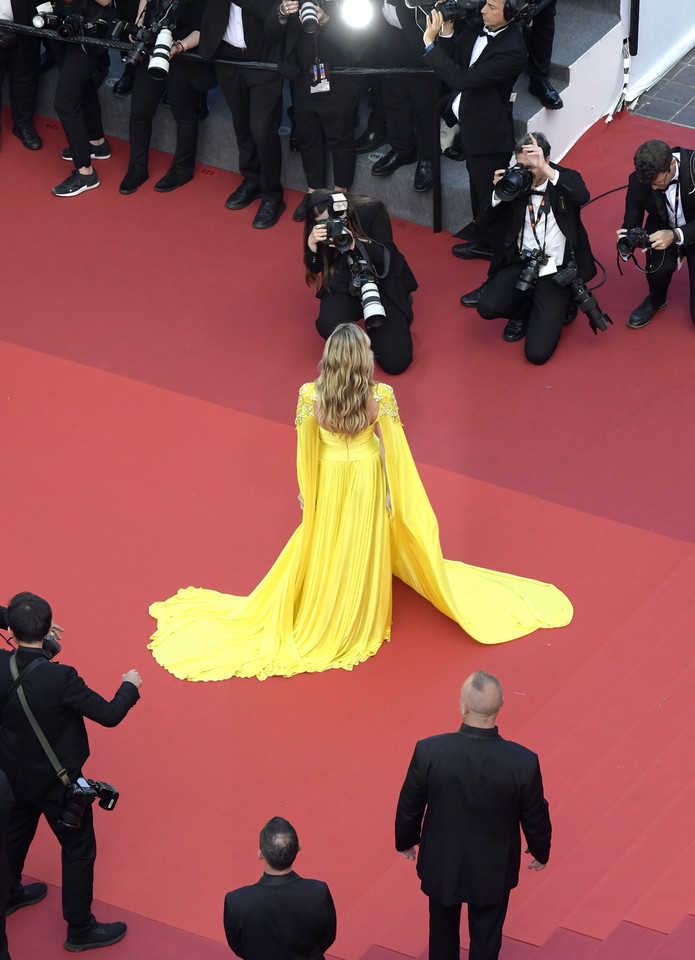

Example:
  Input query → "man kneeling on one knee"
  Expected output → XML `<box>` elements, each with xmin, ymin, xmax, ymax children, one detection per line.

<box><xmin>470</xmin><ymin>132</ymin><xmax>597</xmax><ymax>365</ymax></box>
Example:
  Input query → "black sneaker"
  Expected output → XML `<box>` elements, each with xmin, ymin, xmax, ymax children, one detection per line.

<box><xmin>53</xmin><ymin>169</ymin><xmax>100</xmax><ymax>197</ymax></box>
<box><xmin>61</xmin><ymin>141</ymin><xmax>111</xmax><ymax>162</ymax></box>
<box><xmin>64</xmin><ymin>920</ymin><xmax>127</xmax><ymax>953</ymax></box>
<box><xmin>5</xmin><ymin>882</ymin><xmax>48</xmax><ymax>916</ymax></box>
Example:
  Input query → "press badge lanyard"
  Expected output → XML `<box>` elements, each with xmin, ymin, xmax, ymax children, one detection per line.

<box><xmin>527</xmin><ymin>192</ymin><xmax>549</xmax><ymax>253</ymax></box>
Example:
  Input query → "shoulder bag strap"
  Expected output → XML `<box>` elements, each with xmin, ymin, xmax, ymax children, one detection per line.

<box><xmin>8</xmin><ymin>653</ymin><xmax>71</xmax><ymax>787</ymax></box>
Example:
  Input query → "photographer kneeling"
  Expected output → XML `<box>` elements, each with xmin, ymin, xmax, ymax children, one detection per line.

<box><xmin>473</xmin><ymin>132</ymin><xmax>600</xmax><ymax>364</ymax></box>
<box><xmin>0</xmin><ymin>592</ymin><xmax>141</xmax><ymax>953</ymax></box>
<box><xmin>304</xmin><ymin>192</ymin><xmax>417</xmax><ymax>374</ymax></box>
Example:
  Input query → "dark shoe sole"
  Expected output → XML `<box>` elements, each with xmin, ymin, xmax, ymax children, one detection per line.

<box><xmin>154</xmin><ymin>176</ymin><xmax>192</xmax><ymax>193</ymax></box>
<box><xmin>64</xmin><ymin>931</ymin><xmax>126</xmax><ymax>953</ymax></box>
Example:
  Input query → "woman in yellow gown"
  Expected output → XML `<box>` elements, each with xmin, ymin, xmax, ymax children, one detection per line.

<box><xmin>149</xmin><ymin>325</ymin><xmax>572</xmax><ymax>681</ymax></box>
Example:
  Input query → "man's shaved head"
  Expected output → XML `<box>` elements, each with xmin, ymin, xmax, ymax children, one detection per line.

<box><xmin>460</xmin><ymin>671</ymin><xmax>504</xmax><ymax>723</ymax></box>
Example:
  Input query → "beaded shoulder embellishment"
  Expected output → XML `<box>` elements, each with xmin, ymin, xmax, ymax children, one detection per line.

<box><xmin>295</xmin><ymin>382</ymin><xmax>317</xmax><ymax>426</ymax></box>
<box><xmin>374</xmin><ymin>383</ymin><xmax>400</xmax><ymax>423</ymax></box>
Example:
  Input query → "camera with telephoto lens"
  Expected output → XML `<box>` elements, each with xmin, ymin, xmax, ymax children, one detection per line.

<box><xmin>148</xmin><ymin>26</ymin><xmax>174</xmax><ymax>78</ymax></box>
<box><xmin>299</xmin><ymin>0</ymin><xmax>322</xmax><ymax>33</ymax></box>
<box><xmin>349</xmin><ymin>258</ymin><xmax>386</xmax><ymax>330</ymax></box>
<box><xmin>496</xmin><ymin>163</ymin><xmax>534</xmax><ymax>202</ymax></box>
<box><xmin>59</xmin><ymin>777</ymin><xmax>119</xmax><ymax>831</ymax></box>
<box><xmin>321</xmin><ymin>217</ymin><xmax>353</xmax><ymax>254</ymax></box>
<box><xmin>616</xmin><ymin>226</ymin><xmax>651</xmax><ymax>258</ymax></box>
<box><xmin>516</xmin><ymin>248</ymin><xmax>548</xmax><ymax>292</ymax></box>
<box><xmin>124</xmin><ymin>0</ymin><xmax>182</xmax><ymax>73</ymax></box>
<box><xmin>553</xmin><ymin>261</ymin><xmax>612</xmax><ymax>334</ymax></box>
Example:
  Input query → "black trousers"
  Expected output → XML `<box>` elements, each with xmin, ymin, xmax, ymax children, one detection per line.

<box><xmin>645</xmin><ymin>244</ymin><xmax>695</xmax><ymax>324</ymax></box>
<box><xmin>465</xmin><ymin>152</ymin><xmax>512</xmax><ymax>241</ymax></box>
<box><xmin>429</xmin><ymin>892</ymin><xmax>510</xmax><ymax>960</ymax></box>
<box><xmin>214</xmin><ymin>43</ymin><xmax>283</xmax><ymax>202</ymax></box>
<box><xmin>7</xmin><ymin>792</ymin><xmax>96</xmax><ymax>938</ymax></box>
<box><xmin>53</xmin><ymin>42</ymin><xmax>108</xmax><ymax>170</ymax></box>
<box><xmin>381</xmin><ymin>24</ymin><xmax>440</xmax><ymax>160</ymax></box>
<box><xmin>525</xmin><ymin>0</ymin><xmax>557</xmax><ymax>83</ymax></box>
<box><xmin>128</xmin><ymin>58</ymin><xmax>212</xmax><ymax>178</ymax></box>
<box><xmin>477</xmin><ymin>261</ymin><xmax>573</xmax><ymax>364</ymax></box>
<box><xmin>315</xmin><ymin>291</ymin><xmax>413</xmax><ymax>375</ymax></box>
<box><xmin>0</xmin><ymin>34</ymin><xmax>41</xmax><ymax>131</ymax></box>
<box><xmin>292</xmin><ymin>79</ymin><xmax>357</xmax><ymax>190</ymax></box>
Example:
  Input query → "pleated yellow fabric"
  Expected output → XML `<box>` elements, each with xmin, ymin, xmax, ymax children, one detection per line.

<box><xmin>148</xmin><ymin>382</ymin><xmax>572</xmax><ymax>681</ymax></box>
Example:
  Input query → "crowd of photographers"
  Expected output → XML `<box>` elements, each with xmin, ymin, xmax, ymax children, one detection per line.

<box><xmin>2</xmin><ymin>0</ymin><xmax>693</xmax><ymax>365</ymax></box>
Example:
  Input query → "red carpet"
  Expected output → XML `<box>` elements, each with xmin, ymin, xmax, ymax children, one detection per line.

<box><xmin>2</xmin><ymin>106</ymin><xmax>695</xmax><ymax>960</ymax></box>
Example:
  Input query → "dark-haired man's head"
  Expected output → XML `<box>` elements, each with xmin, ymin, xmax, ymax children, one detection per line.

<box><xmin>634</xmin><ymin>140</ymin><xmax>676</xmax><ymax>187</ymax></box>
<box><xmin>7</xmin><ymin>592</ymin><xmax>52</xmax><ymax>645</ymax></box>
<box><xmin>259</xmin><ymin>817</ymin><xmax>299</xmax><ymax>872</ymax></box>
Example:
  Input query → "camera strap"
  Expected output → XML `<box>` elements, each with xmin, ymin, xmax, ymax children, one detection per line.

<box><xmin>8</xmin><ymin>653</ymin><xmax>71</xmax><ymax>787</ymax></box>
<box><xmin>352</xmin><ymin>238</ymin><xmax>390</xmax><ymax>279</ymax></box>
<box><xmin>527</xmin><ymin>194</ymin><xmax>548</xmax><ymax>253</ymax></box>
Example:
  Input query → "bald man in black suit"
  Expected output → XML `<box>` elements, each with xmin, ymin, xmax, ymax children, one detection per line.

<box><xmin>223</xmin><ymin>817</ymin><xmax>336</xmax><ymax>960</ymax></box>
<box><xmin>395</xmin><ymin>671</ymin><xmax>551</xmax><ymax>960</ymax></box>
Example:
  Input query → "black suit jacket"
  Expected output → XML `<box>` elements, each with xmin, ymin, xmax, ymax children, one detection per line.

<box><xmin>423</xmin><ymin>23</ymin><xmax>526</xmax><ymax>156</ymax></box>
<box><xmin>623</xmin><ymin>147</ymin><xmax>695</xmax><ymax>248</ymax></box>
<box><xmin>0</xmin><ymin>646</ymin><xmax>139</xmax><ymax>804</ymax></box>
<box><xmin>395</xmin><ymin>723</ymin><xmax>551</xmax><ymax>907</ymax></box>
<box><xmin>199</xmin><ymin>0</ymin><xmax>281</xmax><ymax>62</ymax></box>
<box><xmin>223</xmin><ymin>871</ymin><xmax>336</xmax><ymax>960</ymax></box>
<box><xmin>479</xmin><ymin>162</ymin><xmax>597</xmax><ymax>282</ymax></box>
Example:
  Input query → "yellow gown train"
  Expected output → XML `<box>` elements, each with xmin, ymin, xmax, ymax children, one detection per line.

<box><xmin>148</xmin><ymin>383</ymin><xmax>572</xmax><ymax>680</ymax></box>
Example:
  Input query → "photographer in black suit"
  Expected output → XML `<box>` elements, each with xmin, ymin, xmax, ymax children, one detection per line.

<box><xmin>223</xmin><ymin>816</ymin><xmax>336</xmax><ymax>960</ymax></box>
<box><xmin>0</xmin><ymin>592</ymin><xmax>141</xmax><ymax>953</ymax></box>
<box><xmin>422</xmin><ymin>0</ymin><xmax>526</xmax><ymax>259</ymax></box>
<box><xmin>199</xmin><ymin>0</ymin><xmax>285</xmax><ymax>228</ymax></box>
<box><xmin>396</xmin><ymin>671</ymin><xmax>551</xmax><ymax>960</ymax></box>
<box><xmin>471</xmin><ymin>132</ymin><xmax>596</xmax><ymax>364</ymax></box>
<box><xmin>304</xmin><ymin>191</ymin><xmax>417</xmax><ymax>374</ymax></box>
<box><xmin>619</xmin><ymin>139</ymin><xmax>695</xmax><ymax>329</ymax></box>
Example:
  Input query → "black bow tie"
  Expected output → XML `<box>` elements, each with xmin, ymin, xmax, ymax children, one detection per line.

<box><xmin>530</xmin><ymin>189</ymin><xmax>546</xmax><ymax>195</ymax></box>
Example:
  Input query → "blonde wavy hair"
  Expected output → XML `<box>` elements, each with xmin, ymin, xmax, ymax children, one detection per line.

<box><xmin>315</xmin><ymin>324</ymin><xmax>375</xmax><ymax>435</ymax></box>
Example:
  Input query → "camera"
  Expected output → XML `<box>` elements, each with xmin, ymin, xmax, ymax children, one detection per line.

<box><xmin>406</xmin><ymin>0</ymin><xmax>484</xmax><ymax>24</ymax></box>
<box><xmin>617</xmin><ymin>227</ymin><xmax>651</xmax><ymax>258</ymax></box>
<box><xmin>554</xmin><ymin>261</ymin><xmax>612</xmax><ymax>334</ymax></box>
<box><xmin>59</xmin><ymin>777</ymin><xmax>119</xmax><ymax>832</ymax></box>
<box><xmin>124</xmin><ymin>0</ymin><xmax>183</xmax><ymax>72</ymax></box>
<box><xmin>516</xmin><ymin>249</ymin><xmax>548</xmax><ymax>293</ymax></box>
<box><xmin>349</xmin><ymin>259</ymin><xmax>386</xmax><ymax>330</ymax></box>
<box><xmin>496</xmin><ymin>164</ymin><xmax>534</xmax><ymax>202</ymax></box>
<box><xmin>299</xmin><ymin>0</ymin><xmax>321</xmax><ymax>32</ymax></box>
<box><xmin>322</xmin><ymin>217</ymin><xmax>353</xmax><ymax>254</ymax></box>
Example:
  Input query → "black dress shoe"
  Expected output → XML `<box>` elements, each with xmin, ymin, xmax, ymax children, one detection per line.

<box><xmin>503</xmin><ymin>318</ymin><xmax>528</xmax><ymax>342</ymax></box>
<box><xmin>443</xmin><ymin>140</ymin><xmax>465</xmax><ymax>161</ymax></box>
<box><xmin>355</xmin><ymin>129</ymin><xmax>387</xmax><ymax>154</ymax></box>
<box><xmin>371</xmin><ymin>148</ymin><xmax>417</xmax><ymax>177</ymax></box>
<box><xmin>119</xmin><ymin>168</ymin><xmax>148</xmax><ymax>194</ymax></box>
<box><xmin>12</xmin><ymin>124</ymin><xmax>42</xmax><ymax>150</ymax></box>
<box><xmin>528</xmin><ymin>78</ymin><xmax>563</xmax><ymax>110</ymax></box>
<box><xmin>225</xmin><ymin>179</ymin><xmax>261</xmax><ymax>210</ymax></box>
<box><xmin>252</xmin><ymin>199</ymin><xmax>286</xmax><ymax>229</ymax></box>
<box><xmin>460</xmin><ymin>284</ymin><xmax>486</xmax><ymax>307</ymax></box>
<box><xmin>154</xmin><ymin>169</ymin><xmax>192</xmax><ymax>192</ymax></box>
<box><xmin>414</xmin><ymin>160</ymin><xmax>433</xmax><ymax>193</ymax></box>
<box><xmin>113</xmin><ymin>74</ymin><xmax>133</xmax><ymax>98</ymax></box>
<box><xmin>627</xmin><ymin>297</ymin><xmax>666</xmax><ymax>329</ymax></box>
<box><xmin>451</xmin><ymin>242</ymin><xmax>493</xmax><ymax>261</ymax></box>
<box><xmin>293</xmin><ymin>193</ymin><xmax>309</xmax><ymax>222</ymax></box>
